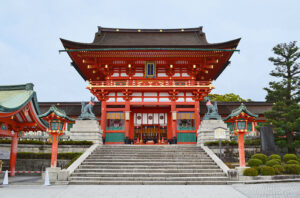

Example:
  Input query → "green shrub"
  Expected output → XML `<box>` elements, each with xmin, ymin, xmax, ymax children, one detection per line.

<box><xmin>269</xmin><ymin>154</ymin><xmax>281</xmax><ymax>162</ymax></box>
<box><xmin>66</xmin><ymin>153</ymin><xmax>82</xmax><ymax>168</ymax></box>
<box><xmin>59</xmin><ymin>140</ymin><xmax>93</xmax><ymax>145</ymax></box>
<box><xmin>283</xmin><ymin>154</ymin><xmax>297</xmax><ymax>163</ymax></box>
<box><xmin>0</xmin><ymin>139</ymin><xmax>93</xmax><ymax>145</ymax></box>
<box><xmin>204</xmin><ymin>140</ymin><xmax>237</xmax><ymax>146</ymax></box>
<box><xmin>243</xmin><ymin>168</ymin><xmax>258</xmax><ymax>176</ymax></box>
<box><xmin>252</xmin><ymin>166</ymin><xmax>261</xmax><ymax>174</ymax></box>
<box><xmin>273</xmin><ymin>165</ymin><xmax>284</xmax><ymax>175</ymax></box>
<box><xmin>275</xmin><ymin>140</ymin><xmax>288</xmax><ymax>148</ymax></box>
<box><xmin>252</xmin><ymin>154</ymin><xmax>268</xmax><ymax>164</ymax></box>
<box><xmin>244</xmin><ymin>139</ymin><xmax>261</xmax><ymax>145</ymax></box>
<box><xmin>298</xmin><ymin>155</ymin><xmax>300</xmax><ymax>163</ymax></box>
<box><xmin>17</xmin><ymin>152</ymin><xmax>82</xmax><ymax>159</ymax></box>
<box><xmin>248</xmin><ymin>159</ymin><xmax>263</xmax><ymax>167</ymax></box>
<box><xmin>286</xmin><ymin>160</ymin><xmax>299</xmax><ymax>165</ymax></box>
<box><xmin>284</xmin><ymin>164</ymin><xmax>300</xmax><ymax>174</ymax></box>
<box><xmin>265</xmin><ymin>159</ymin><xmax>281</xmax><ymax>167</ymax></box>
<box><xmin>261</xmin><ymin>166</ymin><xmax>275</xmax><ymax>176</ymax></box>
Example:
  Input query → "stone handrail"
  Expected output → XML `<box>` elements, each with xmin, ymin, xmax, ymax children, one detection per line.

<box><xmin>66</xmin><ymin>143</ymin><xmax>99</xmax><ymax>176</ymax></box>
<box><xmin>200</xmin><ymin>144</ymin><xmax>230</xmax><ymax>176</ymax></box>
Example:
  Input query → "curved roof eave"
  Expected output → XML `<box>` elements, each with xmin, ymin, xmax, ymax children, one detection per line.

<box><xmin>60</xmin><ymin>38</ymin><xmax>241</xmax><ymax>50</ymax></box>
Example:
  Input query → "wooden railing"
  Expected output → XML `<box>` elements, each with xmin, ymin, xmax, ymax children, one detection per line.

<box><xmin>89</xmin><ymin>80</ymin><xmax>211</xmax><ymax>87</ymax></box>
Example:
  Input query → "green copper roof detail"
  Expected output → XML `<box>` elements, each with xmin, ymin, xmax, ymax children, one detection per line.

<box><xmin>0</xmin><ymin>83</ymin><xmax>35</xmax><ymax>113</ymax></box>
<box><xmin>59</xmin><ymin>48</ymin><xmax>240</xmax><ymax>53</ymax></box>
<box><xmin>223</xmin><ymin>103</ymin><xmax>258</xmax><ymax>121</ymax></box>
<box><xmin>39</xmin><ymin>105</ymin><xmax>75</xmax><ymax>122</ymax></box>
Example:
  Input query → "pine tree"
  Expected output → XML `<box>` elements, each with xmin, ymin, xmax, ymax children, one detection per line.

<box><xmin>264</xmin><ymin>41</ymin><xmax>300</xmax><ymax>152</ymax></box>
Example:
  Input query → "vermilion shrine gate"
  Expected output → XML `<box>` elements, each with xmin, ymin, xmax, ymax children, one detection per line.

<box><xmin>0</xmin><ymin>84</ymin><xmax>47</xmax><ymax>176</ymax></box>
<box><xmin>60</xmin><ymin>26</ymin><xmax>240</xmax><ymax>144</ymax></box>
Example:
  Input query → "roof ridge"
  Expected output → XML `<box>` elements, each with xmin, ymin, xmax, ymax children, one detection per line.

<box><xmin>0</xmin><ymin>83</ymin><xmax>34</xmax><ymax>91</ymax></box>
<box><xmin>97</xmin><ymin>26</ymin><xmax>204</xmax><ymax>33</ymax></box>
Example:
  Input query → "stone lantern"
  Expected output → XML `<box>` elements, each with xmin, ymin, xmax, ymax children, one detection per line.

<box><xmin>223</xmin><ymin>103</ymin><xmax>258</xmax><ymax>168</ymax></box>
<box><xmin>39</xmin><ymin>105</ymin><xmax>74</xmax><ymax>168</ymax></box>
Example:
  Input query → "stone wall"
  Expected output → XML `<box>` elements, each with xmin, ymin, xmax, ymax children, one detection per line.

<box><xmin>1</xmin><ymin>159</ymin><xmax>70</xmax><ymax>171</ymax></box>
<box><xmin>208</xmin><ymin>145</ymin><xmax>261</xmax><ymax>162</ymax></box>
<box><xmin>0</xmin><ymin>144</ymin><xmax>90</xmax><ymax>156</ymax></box>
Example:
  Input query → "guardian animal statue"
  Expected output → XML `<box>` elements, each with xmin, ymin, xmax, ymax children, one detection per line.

<box><xmin>78</xmin><ymin>97</ymin><xmax>97</xmax><ymax>120</ymax></box>
<box><xmin>203</xmin><ymin>96</ymin><xmax>222</xmax><ymax>120</ymax></box>
<box><xmin>205</xmin><ymin>96</ymin><xmax>218</xmax><ymax>114</ymax></box>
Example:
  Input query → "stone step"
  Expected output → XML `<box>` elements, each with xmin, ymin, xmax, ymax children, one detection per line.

<box><xmin>89</xmin><ymin>154</ymin><xmax>210</xmax><ymax>157</ymax></box>
<box><xmin>71</xmin><ymin>172</ymin><xmax>226</xmax><ymax>177</ymax></box>
<box><xmin>79</xmin><ymin>165</ymin><xmax>220</xmax><ymax>169</ymax></box>
<box><xmin>83</xmin><ymin>159</ymin><xmax>214</xmax><ymax>163</ymax></box>
<box><xmin>81</xmin><ymin>162</ymin><xmax>216</xmax><ymax>166</ymax></box>
<box><xmin>69</xmin><ymin>176</ymin><xmax>228</xmax><ymax>181</ymax></box>
<box><xmin>68</xmin><ymin>144</ymin><xmax>227</xmax><ymax>185</ymax></box>
<box><xmin>74</xmin><ymin>168</ymin><xmax>223</xmax><ymax>173</ymax></box>
<box><xmin>69</xmin><ymin>180</ymin><xmax>228</xmax><ymax>185</ymax></box>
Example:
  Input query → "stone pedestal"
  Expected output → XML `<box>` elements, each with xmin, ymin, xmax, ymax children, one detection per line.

<box><xmin>236</xmin><ymin>166</ymin><xmax>249</xmax><ymax>176</ymax></box>
<box><xmin>70</xmin><ymin>120</ymin><xmax>103</xmax><ymax>144</ymax></box>
<box><xmin>43</xmin><ymin>167</ymin><xmax>61</xmax><ymax>183</ymax></box>
<box><xmin>197</xmin><ymin>120</ymin><xmax>230</xmax><ymax>145</ymax></box>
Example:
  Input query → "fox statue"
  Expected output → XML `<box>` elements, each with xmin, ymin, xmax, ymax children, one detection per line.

<box><xmin>205</xmin><ymin>97</ymin><xmax>218</xmax><ymax>114</ymax></box>
<box><xmin>203</xmin><ymin>96</ymin><xmax>221</xmax><ymax>120</ymax></box>
<box><xmin>78</xmin><ymin>97</ymin><xmax>96</xmax><ymax>120</ymax></box>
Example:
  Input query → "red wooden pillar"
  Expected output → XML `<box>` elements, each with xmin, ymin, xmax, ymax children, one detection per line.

<box><xmin>238</xmin><ymin>132</ymin><xmax>246</xmax><ymax>167</ymax></box>
<box><xmin>9</xmin><ymin>133</ymin><xmax>18</xmax><ymax>176</ymax></box>
<box><xmin>101</xmin><ymin>101</ymin><xmax>107</xmax><ymax>137</ymax></box>
<box><xmin>195</xmin><ymin>100</ymin><xmax>200</xmax><ymax>132</ymax></box>
<box><xmin>124</xmin><ymin>101</ymin><xmax>130</xmax><ymax>139</ymax></box>
<box><xmin>50</xmin><ymin>133</ymin><xmax>59</xmax><ymax>168</ymax></box>
<box><xmin>171</xmin><ymin>101</ymin><xmax>177</xmax><ymax>139</ymax></box>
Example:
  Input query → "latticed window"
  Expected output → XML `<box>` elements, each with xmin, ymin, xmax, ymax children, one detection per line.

<box><xmin>50</xmin><ymin>122</ymin><xmax>59</xmax><ymax>130</ymax></box>
<box><xmin>177</xmin><ymin>112</ymin><xmax>195</xmax><ymax>130</ymax></box>
<box><xmin>106</xmin><ymin>112</ymin><xmax>125</xmax><ymax>130</ymax></box>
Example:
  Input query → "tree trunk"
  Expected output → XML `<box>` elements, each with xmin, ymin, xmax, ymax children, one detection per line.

<box><xmin>286</xmin><ymin>131</ymin><xmax>295</xmax><ymax>153</ymax></box>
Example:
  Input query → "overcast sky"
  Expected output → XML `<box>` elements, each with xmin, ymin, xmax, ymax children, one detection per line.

<box><xmin>0</xmin><ymin>0</ymin><xmax>299</xmax><ymax>102</ymax></box>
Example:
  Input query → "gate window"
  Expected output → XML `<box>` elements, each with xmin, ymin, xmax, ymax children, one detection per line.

<box><xmin>106</xmin><ymin>112</ymin><xmax>125</xmax><ymax>130</ymax></box>
<box><xmin>177</xmin><ymin>112</ymin><xmax>195</xmax><ymax>130</ymax></box>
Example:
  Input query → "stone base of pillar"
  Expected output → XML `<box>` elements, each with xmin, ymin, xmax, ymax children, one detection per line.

<box><xmin>70</xmin><ymin>120</ymin><xmax>103</xmax><ymax>144</ymax></box>
<box><xmin>236</xmin><ymin>166</ymin><xmax>249</xmax><ymax>176</ymax></box>
<box><xmin>43</xmin><ymin>167</ymin><xmax>61</xmax><ymax>183</ymax></box>
<box><xmin>197</xmin><ymin>120</ymin><xmax>230</xmax><ymax>145</ymax></box>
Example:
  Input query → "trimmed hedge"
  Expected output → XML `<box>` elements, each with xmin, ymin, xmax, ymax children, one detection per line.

<box><xmin>269</xmin><ymin>154</ymin><xmax>281</xmax><ymax>162</ymax></box>
<box><xmin>286</xmin><ymin>160</ymin><xmax>299</xmax><ymax>165</ymax></box>
<box><xmin>66</xmin><ymin>153</ymin><xmax>82</xmax><ymax>168</ymax></box>
<box><xmin>17</xmin><ymin>152</ymin><xmax>82</xmax><ymax>159</ymax></box>
<box><xmin>261</xmin><ymin>166</ymin><xmax>275</xmax><ymax>176</ymax></box>
<box><xmin>252</xmin><ymin>166</ymin><xmax>261</xmax><ymax>174</ymax></box>
<box><xmin>283</xmin><ymin>154</ymin><xmax>297</xmax><ymax>163</ymax></box>
<box><xmin>248</xmin><ymin>159</ymin><xmax>263</xmax><ymax>167</ymax></box>
<box><xmin>252</xmin><ymin>154</ymin><xmax>268</xmax><ymax>164</ymax></box>
<box><xmin>265</xmin><ymin>159</ymin><xmax>281</xmax><ymax>167</ymax></box>
<box><xmin>284</xmin><ymin>164</ymin><xmax>300</xmax><ymax>174</ymax></box>
<box><xmin>273</xmin><ymin>165</ymin><xmax>284</xmax><ymax>175</ymax></box>
<box><xmin>243</xmin><ymin>168</ymin><xmax>258</xmax><ymax>176</ymax></box>
<box><xmin>0</xmin><ymin>139</ymin><xmax>93</xmax><ymax>145</ymax></box>
<box><xmin>204</xmin><ymin>139</ymin><xmax>260</xmax><ymax>146</ymax></box>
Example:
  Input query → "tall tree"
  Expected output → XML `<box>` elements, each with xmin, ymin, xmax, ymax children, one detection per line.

<box><xmin>264</xmin><ymin>41</ymin><xmax>300</xmax><ymax>152</ymax></box>
<box><xmin>208</xmin><ymin>93</ymin><xmax>251</xmax><ymax>102</ymax></box>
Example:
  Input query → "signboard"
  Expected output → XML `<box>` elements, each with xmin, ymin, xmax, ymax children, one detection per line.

<box><xmin>214</xmin><ymin>128</ymin><xmax>226</xmax><ymax>139</ymax></box>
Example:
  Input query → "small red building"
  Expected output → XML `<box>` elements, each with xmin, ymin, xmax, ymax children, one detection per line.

<box><xmin>60</xmin><ymin>26</ymin><xmax>241</xmax><ymax>144</ymax></box>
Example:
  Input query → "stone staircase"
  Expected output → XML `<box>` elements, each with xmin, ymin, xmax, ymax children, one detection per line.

<box><xmin>69</xmin><ymin>145</ymin><xmax>229</xmax><ymax>185</ymax></box>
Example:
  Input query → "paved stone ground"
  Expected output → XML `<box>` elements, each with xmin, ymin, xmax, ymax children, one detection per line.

<box><xmin>1</xmin><ymin>176</ymin><xmax>300</xmax><ymax>198</ymax></box>
<box><xmin>232</xmin><ymin>182</ymin><xmax>300</xmax><ymax>198</ymax></box>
